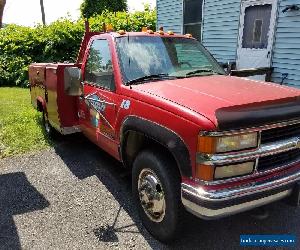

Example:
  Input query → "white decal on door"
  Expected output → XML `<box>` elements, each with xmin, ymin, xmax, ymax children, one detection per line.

<box><xmin>121</xmin><ymin>100</ymin><xmax>131</xmax><ymax>110</ymax></box>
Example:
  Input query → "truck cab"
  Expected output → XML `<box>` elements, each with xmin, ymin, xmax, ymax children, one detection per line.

<box><xmin>29</xmin><ymin>27</ymin><xmax>300</xmax><ymax>243</ymax></box>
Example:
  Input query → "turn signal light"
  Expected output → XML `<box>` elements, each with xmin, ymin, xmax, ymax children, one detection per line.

<box><xmin>118</xmin><ymin>30</ymin><xmax>126</xmax><ymax>35</ymax></box>
<box><xmin>195</xmin><ymin>164</ymin><xmax>215</xmax><ymax>181</ymax></box>
<box><xmin>106</xmin><ymin>24</ymin><xmax>114</xmax><ymax>32</ymax></box>
<box><xmin>198</xmin><ymin>136</ymin><xmax>216</xmax><ymax>154</ymax></box>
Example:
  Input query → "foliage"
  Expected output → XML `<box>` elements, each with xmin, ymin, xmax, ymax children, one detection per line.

<box><xmin>80</xmin><ymin>0</ymin><xmax>127</xmax><ymax>19</ymax></box>
<box><xmin>0</xmin><ymin>21</ymin><xmax>85</xmax><ymax>86</ymax></box>
<box><xmin>0</xmin><ymin>9</ymin><xmax>156</xmax><ymax>87</ymax></box>
<box><xmin>0</xmin><ymin>87</ymin><xmax>52</xmax><ymax>158</ymax></box>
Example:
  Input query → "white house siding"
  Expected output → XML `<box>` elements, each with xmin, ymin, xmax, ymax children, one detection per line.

<box><xmin>157</xmin><ymin>0</ymin><xmax>183</xmax><ymax>34</ymax></box>
<box><xmin>202</xmin><ymin>0</ymin><xmax>241</xmax><ymax>63</ymax></box>
<box><xmin>272</xmin><ymin>0</ymin><xmax>300</xmax><ymax>87</ymax></box>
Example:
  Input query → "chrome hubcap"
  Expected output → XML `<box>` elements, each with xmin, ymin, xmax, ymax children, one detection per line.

<box><xmin>138</xmin><ymin>169</ymin><xmax>166</xmax><ymax>222</ymax></box>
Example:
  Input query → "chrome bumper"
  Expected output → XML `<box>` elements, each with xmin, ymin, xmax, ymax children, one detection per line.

<box><xmin>181</xmin><ymin>168</ymin><xmax>300</xmax><ymax>219</ymax></box>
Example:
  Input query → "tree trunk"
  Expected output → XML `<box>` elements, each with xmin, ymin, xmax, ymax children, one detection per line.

<box><xmin>40</xmin><ymin>0</ymin><xmax>46</xmax><ymax>25</ymax></box>
<box><xmin>0</xmin><ymin>0</ymin><xmax>6</xmax><ymax>28</ymax></box>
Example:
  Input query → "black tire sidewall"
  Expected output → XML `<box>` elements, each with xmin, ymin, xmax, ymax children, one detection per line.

<box><xmin>42</xmin><ymin>111</ymin><xmax>53</xmax><ymax>136</ymax></box>
<box><xmin>132</xmin><ymin>149</ymin><xmax>183</xmax><ymax>243</ymax></box>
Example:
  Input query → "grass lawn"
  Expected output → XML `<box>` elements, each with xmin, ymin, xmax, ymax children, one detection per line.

<box><xmin>0</xmin><ymin>87</ymin><xmax>52</xmax><ymax>158</ymax></box>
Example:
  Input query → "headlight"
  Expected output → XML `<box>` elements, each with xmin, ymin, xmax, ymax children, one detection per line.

<box><xmin>196</xmin><ymin>162</ymin><xmax>255</xmax><ymax>181</ymax></box>
<box><xmin>214</xmin><ymin>162</ymin><xmax>255</xmax><ymax>179</ymax></box>
<box><xmin>198</xmin><ymin>132</ymin><xmax>258</xmax><ymax>153</ymax></box>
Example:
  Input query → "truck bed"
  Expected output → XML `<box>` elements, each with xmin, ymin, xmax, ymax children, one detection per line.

<box><xmin>29</xmin><ymin>63</ymin><xmax>80</xmax><ymax>134</ymax></box>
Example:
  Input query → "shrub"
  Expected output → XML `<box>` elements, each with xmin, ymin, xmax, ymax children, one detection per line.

<box><xmin>0</xmin><ymin>8</ymin><xmax>156</xmax><ymax>87</ymax></box>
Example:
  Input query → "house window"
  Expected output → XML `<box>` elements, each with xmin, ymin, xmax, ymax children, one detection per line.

<box><xmin>183</xmin><ymin>0</ymin><xmax>203</xmax><ymax>41</ymax></box>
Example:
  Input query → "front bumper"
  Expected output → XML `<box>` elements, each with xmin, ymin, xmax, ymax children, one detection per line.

<box><xmin>181</xmin><ymin>167</ymin><xmax>300</xmax><ymax>219</ymax></box>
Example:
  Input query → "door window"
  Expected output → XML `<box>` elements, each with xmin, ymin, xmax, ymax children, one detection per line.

<box><xmin>85</xmin><ymin>39</ymin><xmax>115</xmax><ymax>91</ymax></box>
<box><xmin>242</xmin><ymin>4</ymin><xmax>272</xmax><ymax>49</ymax></box>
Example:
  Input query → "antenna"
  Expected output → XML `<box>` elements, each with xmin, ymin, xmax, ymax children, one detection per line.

<box><xmin>127</xmin><ymin>25</ymin><xmax>132</xmax><ymax>89</ymax></box>
<box><xmin>102</xmin><ymin>23</ymin><xmax>106</xmax><ymax>33</ymax></box>
<box><xmin>85</xmin><ymin>20</ymin><xmax>90</xmax><ymax>33</ymax></box>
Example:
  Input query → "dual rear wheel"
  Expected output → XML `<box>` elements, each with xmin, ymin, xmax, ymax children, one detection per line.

<box><xmin>42</xmin><ymin>110</ymin><xmax>56</xmax><ymax>138</ymax></box>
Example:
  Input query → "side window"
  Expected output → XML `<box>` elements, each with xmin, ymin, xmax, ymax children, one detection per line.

<box><xmin>175</xmin><ymin>43</ymin><xmax>210</xmax><ymax>69</ymax></box>
<box><xmin>85</xmin><ymin>39</ymin><xmax>115</xmax><ymax>91</ymax></box>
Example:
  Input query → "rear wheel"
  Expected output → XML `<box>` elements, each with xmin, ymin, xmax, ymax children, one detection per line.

<box><xmin>42</xmin><ymin>111</ymin><xmax>55</xmax><ymax>137</ymax></box>
<box><xmin>132</xmin><ymin>148</ymin><xmax>184</xmax><ymax>243</ymax></box>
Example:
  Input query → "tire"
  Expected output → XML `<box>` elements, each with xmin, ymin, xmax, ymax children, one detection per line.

<box><xmin>42</xmin><ymin>111</ymin><xmax>55</xmax><ymax>138</ymax></box>
<box><xmin>132</xmin><ymin>148</ymin><xmax>185</xmax><ymax>243</ymax></box>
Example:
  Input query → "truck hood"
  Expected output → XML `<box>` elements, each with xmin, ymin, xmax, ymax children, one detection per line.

<box><xmin>133</xmin><ymin>76</ymin><xmax>300</xmax><ymax>130</ymax></box>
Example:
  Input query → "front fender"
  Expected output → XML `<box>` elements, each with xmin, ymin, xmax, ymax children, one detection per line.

<box><xmin>120</xmin><ymin>116</ymin><xmax>192</xmax><ymax>177</ymax></box>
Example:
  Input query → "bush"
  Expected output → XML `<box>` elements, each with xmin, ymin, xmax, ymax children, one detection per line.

<box><xmin>0</xmin><ymin>9</ymin><xmax>156</xmax><ymax>87</ymax></box>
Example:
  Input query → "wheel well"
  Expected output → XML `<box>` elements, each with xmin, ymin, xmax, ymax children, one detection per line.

<box><xmin>37</xmin><ymin>99</ymin><xmax>44</xmax><ymax>112</ymax></box>
<box><xmin>122</xmin><ymin>130</ymin><xmax>180</xmax><ymax>175</ymax></box>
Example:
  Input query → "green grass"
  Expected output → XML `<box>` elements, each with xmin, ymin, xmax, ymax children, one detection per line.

<box><xmin>0</xmin><ymin>87</ymin><xmax>52</xmax><ymax>158</ymax></box>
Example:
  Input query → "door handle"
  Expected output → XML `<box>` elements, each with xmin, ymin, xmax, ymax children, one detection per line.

<box><xmin>267</xmin><ymin>51</ymin><xmax>271</xmax><ymax>58</ymax></box>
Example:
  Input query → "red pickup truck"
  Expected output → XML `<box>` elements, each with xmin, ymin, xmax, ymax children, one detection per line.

<box><xmin>29</xmin><ymin>26</ymin><xmax>300</xmax><ymax>242</ymax></box>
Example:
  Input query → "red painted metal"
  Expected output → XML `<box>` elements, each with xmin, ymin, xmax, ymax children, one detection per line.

<box><xmin>132</xmin><ymin>76</ymin><xmax>300</xmax><ymax>127</ymax></box>
<box><xmin>29</xmin><ymin>31</ymin><xmax>300</xmax><ymax>183</ymax></box>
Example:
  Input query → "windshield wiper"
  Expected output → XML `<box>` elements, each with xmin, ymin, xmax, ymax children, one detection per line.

<box><xmin>185</xmin><ymin>68</ymin><xmax>222</xmax><ymax>76</ymax></box>
<box><xmin>125</xmin><ymin>73</ymin><xmax>175</xmax><ymax>86</ymax></box>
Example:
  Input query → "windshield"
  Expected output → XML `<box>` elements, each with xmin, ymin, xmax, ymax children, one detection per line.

<box><xmin>116</xmin><ymin>36</ymin><xmax>225</xmax><ymax>85</ymax></box>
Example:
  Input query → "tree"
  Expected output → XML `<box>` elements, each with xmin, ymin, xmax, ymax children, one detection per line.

<box><xmin>40</xmin><ymin>0</ymin><xmax>46</xmax><ymax>25</ymax></box>
<box><xmin>80</xmin><ymin>0</ymin><xmax>127</xmax><ymax>19</ymax></box>
<box><xmin>0</xmin><ymin>0</ymin><xmax>6</xmax><ymax>28</ymax></box>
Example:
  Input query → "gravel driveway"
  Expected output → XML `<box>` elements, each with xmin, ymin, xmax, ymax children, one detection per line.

<box><xmin>0</xmin><ymin>135</ymin><xmax>300</xmax><ymax>249</ymax></box>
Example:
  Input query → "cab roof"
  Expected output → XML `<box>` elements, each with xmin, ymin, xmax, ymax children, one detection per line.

<box><xmin>106</xmin><ymin>31</ymin><xmax>194</xmax><ymax>39</ymax></box>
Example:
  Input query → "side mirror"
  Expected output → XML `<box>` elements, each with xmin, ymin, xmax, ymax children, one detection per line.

<box><xmin>64</xmin><ymin>67</ymin><xmax>83</xmax><ymax>96</ymax></box>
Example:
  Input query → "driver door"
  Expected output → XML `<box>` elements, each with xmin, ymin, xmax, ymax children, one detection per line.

<box><xmin>78</xmin><ymin>39</ymin><xmax>119</xmax><ymax>149</ymax></box>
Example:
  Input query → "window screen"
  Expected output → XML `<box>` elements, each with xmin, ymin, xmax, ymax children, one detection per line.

<box><xmin>183</xmin><ymin>0</ymin><xmax>203</xmax><ymax>41</ymax></box>
<box><xmin>85</xmin><ymin>39</ymin><xmax>115</xmax><ymax>91</ymax></box>
<box><xmin>242</xmin><ymin>4</ymin><xmax>272</xmax><ymax>49</ymax></box>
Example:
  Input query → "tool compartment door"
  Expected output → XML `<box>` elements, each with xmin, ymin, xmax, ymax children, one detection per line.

<box><xmin>45</xmin><ymin>65</ymin><xmax>60</xmax><ymax>129</ymax></box>
<box><xmin>29</xmin><ymin>64</ymin><xmax>47</xmax><ymax>109</ymax></box>
<box><xmin>55</xmin><ymin>64</ymin><xmax>80</xmax><ymax>129</ymax></box>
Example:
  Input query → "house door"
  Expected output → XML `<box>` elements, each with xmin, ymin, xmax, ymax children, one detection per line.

<box><xmin>236</xmin><ymin>0</ymin><xmax>278</xmax><ymax>79</ymax></box>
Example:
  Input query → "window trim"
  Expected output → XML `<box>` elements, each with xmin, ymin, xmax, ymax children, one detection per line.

<box><xmin>84</xmin><ymin>38</ymin><xmax>116</xmax><ymax>92</ymax></box>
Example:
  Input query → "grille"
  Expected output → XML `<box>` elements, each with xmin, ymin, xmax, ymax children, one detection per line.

<box><xmin>258</xmin><ymin>148</ymin><xmax>300</xmax><ymax>172</ymax></box>
<box><xmin>261</xmin><ymin>123</ymin><xmax>300</xmax><ymax>144</ymax></box>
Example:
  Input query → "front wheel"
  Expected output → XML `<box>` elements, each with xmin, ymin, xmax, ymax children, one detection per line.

<box><xmin>132</xmin><ymin>148</ymin><xmax>185</xmax><ymax>243</ymax></box>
